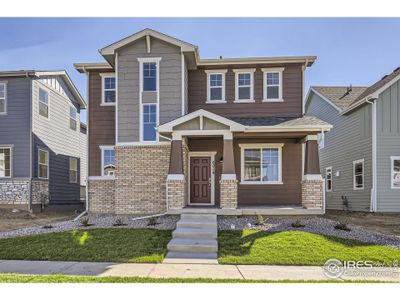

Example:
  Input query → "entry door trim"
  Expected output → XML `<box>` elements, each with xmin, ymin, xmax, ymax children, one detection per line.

<box><xmin>188</xmin><ymin>151</ymin><xmax>216</xmax><ymax>206</ymax></box>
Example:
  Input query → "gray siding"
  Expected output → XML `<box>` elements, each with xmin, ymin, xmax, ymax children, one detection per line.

<box><xmin>0</xmin><ymin>77</ymin><xmax>31</xmax><ymax>178</ymax></box>
<box><xmin>117</xmin><ymin>37</ymin><xmax>183</xmax><ymax>142</ymax></box>
<box><xmin>79</xmin><ymin>126</ymin><xmax>87</xmax><ymax>187</ymax></box>
<box><xmin>376</xmin><ymin>81</ymin><xmax>400</xmax><ymax>212</ymax></box>
<box><xmin>32</xmin><ymin>78</ymin><xmax>82</xmax><ymax>204</ymax></box>
<box><xmin>306</xmin><ymin>92</ymin><xmax>372</xmax><ymax>211</ymax></box>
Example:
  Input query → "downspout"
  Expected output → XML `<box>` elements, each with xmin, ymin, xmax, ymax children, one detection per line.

<box><xmin>366</xmin><ymin>99</ymin><xmax>377</xmax><ymax>212</ymax></box>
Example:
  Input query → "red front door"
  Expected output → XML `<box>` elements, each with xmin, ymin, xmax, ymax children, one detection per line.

<box><xmin>190</xmin><ymin>157</ymin><xmax>212</xmax><ymax>204</ymax></box>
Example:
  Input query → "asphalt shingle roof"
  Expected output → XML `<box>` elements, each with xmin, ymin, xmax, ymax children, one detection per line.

<box><xmin>229</xmin><ymin>115</ymin><xmax>330</xmax><ymax>127</ymax></box>
<box><xmin>311</xmin><ymin>86</ymin><xmax>368</xmax><ymax>110</ymax></box>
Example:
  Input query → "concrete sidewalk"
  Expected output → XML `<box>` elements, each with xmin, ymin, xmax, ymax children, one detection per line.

<box><xmin>0</xmin><ymin>260</ymin><xmax>399</xmax><ymax>281</ymax></box>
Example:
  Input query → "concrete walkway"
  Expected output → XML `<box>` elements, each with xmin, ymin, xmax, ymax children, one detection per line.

<box><xmin>0</xmin><ymin>260</ymin><xmax>399</xmax><ymax>281</ymax></box>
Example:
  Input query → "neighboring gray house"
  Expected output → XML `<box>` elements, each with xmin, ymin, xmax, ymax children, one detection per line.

<box><xmin>0</xmin><ymin>70</ymin><xmax>87</xmax><ymax>211</ymax></box>
<box><xmin>305</xmin><ymin>67</ymin><xmax>400</xmax><ymax>212</ymax></box>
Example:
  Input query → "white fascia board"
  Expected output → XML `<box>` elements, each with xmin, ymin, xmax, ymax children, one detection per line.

<box><xmin>245</xmin><ymin>125</ymin><xmax>333</xmax><ymax>133</ymax></box>
<box><xmin>308</xmin><ymin>88</ymin><xmax>342</xmax><ymax>113</ymax></box>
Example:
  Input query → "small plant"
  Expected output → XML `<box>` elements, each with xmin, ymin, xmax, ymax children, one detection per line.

<box><xmin>334</xmin><ymin>222</ymin><xmax>351</xmax><ymax>231</ymax></box>
<box><xmin>147</xmin><ymin>217</ymin><xmax>158</xmax><ymax>226</ymax></box>
<box><xmin>80</xmin><ymin>217</ymin><xmax>91</xmax><ymax>227</ymax></box>
<box><xmin>291</xmin><ymin>219</ymin><xmax>305</xmax><ymax>228</ymax></box>
<box><xmin>256</xmin><ymin>215</ymin><xmax>265</xmax><ymax>226</ymax></box>
<box><xmin>113</xmin><ymin>218</ymin><xmax>126</xmax><ymax>227</ymax></box>
<box><xmin>42</xmin><ymin>224</ymin><xmax>53</xmax><ymax>229</ymax></box>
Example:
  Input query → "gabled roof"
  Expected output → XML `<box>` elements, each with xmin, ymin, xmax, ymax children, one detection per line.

<box><xmin>74</xmin><ymin>62</ymin><xmax>113</xmax><ymax>73</ymax></box>
<box><xmin>229</xmin><ymin>116</ymin><xmax>330</xmax><ymax>128</ymax></box>
<box><xmin>0</xmin><ymin>70</ymin><xmax>86</xmax><ymax>108</ymax></box>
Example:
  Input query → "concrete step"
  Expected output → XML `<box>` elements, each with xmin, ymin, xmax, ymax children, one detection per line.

<box><xmin>176</xmin><ymin>219</ymin><xmax>217</xmax><ymax>230</ymax></box>
<box><xmin>172</xmin><ymin>227</ymin><xmax>217</xmax><ymax>239</ymax></box>
<box><xmin>165</xmin><ymin>251</ymin><xmax>218</xmax><ymax>262</ymax></box>
<box><xmin>167</xmin><ymin>238</ymin><xmax>218</xmax><ymax>253</ymax></box>
<box><xmin>180</xmin><ymin>213</ymin><xmax>217</xmax><ymax>221</ymax></box>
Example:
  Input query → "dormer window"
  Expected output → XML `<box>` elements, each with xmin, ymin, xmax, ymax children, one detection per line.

<box><xmin>205</xmin><ymin>70</ymin><xmax>227</xmax><ymax>103</ymax></box>
<box><xmin>101</xmin><ymin>73</ymin><xmax>116</xmax><ymax>106</ymax></box>
<box><xmin>262</xmin><ymin>68</ymin><xmax>284</xmax><ymax>102</ymax></box>
<box><xmin>234</xmin><ymin>69</ymin><xmax>255</xmax><ymax>102</ymax></box>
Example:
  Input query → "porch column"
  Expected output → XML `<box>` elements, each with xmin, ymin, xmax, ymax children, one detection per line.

<box><xmin>220</xmin><ymin>136</ymin><xmax>238</xmax><ymax>209</ymax></box>
<box><xmin>302</xmin><ymin>136</ymin><xmax>324</xmax><ymax>209</ymax></box>
<box><xmin>166</xmin><ymin>138</ymin><xmax>186</xmax><ymax>210</ymax></box>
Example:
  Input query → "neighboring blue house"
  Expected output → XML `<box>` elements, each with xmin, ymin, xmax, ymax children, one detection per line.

<box><xmin>0</xmin><ymin>70</ymin><xmax>87</xmax><ymax>211</ymax></box>
<box><xmin>306</xmin><ymin>67</ymin><xmax>400</xmax><ymax>212</ymax></box>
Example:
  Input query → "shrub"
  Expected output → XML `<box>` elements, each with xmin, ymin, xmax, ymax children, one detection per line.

<box><xmin>291</xmin><ymin>219</ymin><xmax>305</xmax><ymax>228</ymax></box>
<box><xmin>80</xmin><ymin>217</ymin><xmax>91</xmax><ymax>227</ymax></box>
<box><xmin>147</xmin><ymin>217</ymin><xmax>158</xmax><ymax>226</ymax></box>
<box><xmin>334</xmin><ymin>222</ymin><xmax>351</xmax><ymax>231</ymax></box>
<box><xmin>256</xmin><ymin>215</ymin><xmax>265</xmax><ymax>226</ymax></box>
<box><xmin>113</xmin><ymin>218</ymin><xmax>126</xmax><ymax>227</ymax></box>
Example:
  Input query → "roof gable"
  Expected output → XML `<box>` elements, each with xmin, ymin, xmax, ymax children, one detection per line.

<box><xmin>309</xmin><ymin>86</ymin><xmax>367</xmax><ymax>111</ymax></box>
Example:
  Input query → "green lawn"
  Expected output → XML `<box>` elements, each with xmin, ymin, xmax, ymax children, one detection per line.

<box><xmin>218</xmin><ymin>230</ymin><xmax>400</xmax><ymax>266</ymax></box>
<box><xmin>0</xmin><ymin>228</ymin><xmax>171</xmax><ymax>263</ymax></box>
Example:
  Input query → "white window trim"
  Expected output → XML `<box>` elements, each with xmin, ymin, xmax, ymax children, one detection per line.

<box><xmin>390</xmin><ymin>156</ymin><xmax>400</xmax><ymax>189</ymax></box>
<box><xmin>205</xmin><ymin>69</ymin><xmax>227</xmax><ymax>103</ymax></box>
<box><xmin>100</xmin><ymin>145</ymin><xmax>115</xmax><ymax>177</ymax></box>
<box><xmin>239</xmin><ymin>143</ymin><xmax>284</xmax><ymax>185</ymax></box>
<box><xmin>141</xmin><ymin>103</ymin><xmax>158</xmax><ymax>142</ymax></box>
<box><xmin>325</xmin><ymin>166</ymin><xmax>332</xmax><ymax>192</ymax></box>
<box><xmin>353</xmin><ymin>159</ymin><xmax>365</xmax><ymax>190</ymax></box>
<box><xmin>0</xmin><ymin>145</ymin><xmax>12</xmax><ymax>178</ymax></box>
<box><xmin>38</xmin><ymin>87</ymin><xmax>50</xmax><ymax>119</ymax></box>
<box><xmin>0</xmin><ymin>82</ymin><xmax>7</xmax><ymax>115</ymax></box>
<box><xmin>138</xmin><ymin>57</ymin><xmax>161</xmax><ymax>142</ymax></box>
<box><xmin>262</xmin><ymin>67</ymin><xmax>284</xmax><ymax>102</ymax></box>
<box><xmin>233</xmin><ymin>69</ymin><xmax>255</xmax><ymax>103</ymax></box>
<box><xmin>69</xmin><ymin>157</ymin><xmax>78</xmax><ymax>183</ymax></box>
<box><xmin>38</xmin><ymin>149</ymin><xmax>49</xmax><ymax>180</ymax></box>
<box><xmin>100</xmin><ymin>73</ymin><xmax>116</xmax><ymax>106</ymax></box>
<box><xmin>69</xmin><ymin>105</ymin><xmax>77</xmax><ymax>130</ymax></box>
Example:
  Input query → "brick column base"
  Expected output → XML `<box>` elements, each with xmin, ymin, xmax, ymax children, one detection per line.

<box><xmin>301</xmin><ymin>179</ymin><xmax>324</xmax><ymax>209</ymax></box>
<box><xmin>88</xmin><ymin>179</ymin><xmax>115</xmax><ymax>213</ymax></box>
<box><xmin>166</xmin><ymin>178</ymin><xmax>185</xmax><ymax>210</ymax></box>
<box><xmin>220</xmin><ymin>179</ymin><xmax>238</xmax><ymax>209</ymax></box>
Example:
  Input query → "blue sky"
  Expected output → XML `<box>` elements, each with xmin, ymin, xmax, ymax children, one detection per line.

<box><xmin>1</xmin><ymin>17</ymin><xmax>400</xmax><ymax>123</ymax></box>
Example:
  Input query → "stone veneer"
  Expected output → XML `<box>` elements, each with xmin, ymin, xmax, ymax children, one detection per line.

<box><xmin>114</xmin><ymin>145</ymin><xmax>170</xmax><ymax>214</ymax></box>
<box><xmin>88</xmin><ymin>179</ymin><xmax>115</xmax><ymax>213</ymax></box>
<box><xmin>220</xmin><ymin>179</ymin><xmax>238</xmax><ymax>209</ymax></box>
<box><xmin>31</xmin><ymin>180</ymin><xmax>49</xmax><ymax>205</ymax></box>
<box><xmin>0</xmin><ymin>179</ymin><xmax>31</xmax><ymax>204</ymax></box>
<box><xmin>301</xmin><ymin>179</ymin><xmax>324</xmax><ymax>209</ymax></box>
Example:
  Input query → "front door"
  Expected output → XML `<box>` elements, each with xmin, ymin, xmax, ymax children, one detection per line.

<box><xmin>190</xmin><ymin>157</ymin><xmax>212</xmax><ymax>205</ymax></box>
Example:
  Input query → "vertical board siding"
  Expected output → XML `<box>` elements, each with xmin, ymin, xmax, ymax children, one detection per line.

<box><xmin>32</xmin><ymin>79</ymin><xmax>82</xmax><ymax>204</ymax></box>
<box><xmin>79</xmin><ymin>127</ymin><xmax>87</xmax><ymax>187</ymax></box>
<box><xmin>306</xmin><ymin>93</ymin><xmax>372</xmax><ymax>211</ymax></box>
<box><xmin>376</xmin><ymin>81</ymin><xmax>400</xmax><ymax>212</ymax></box>
<box><xmin>0</xmin><ymin>77</ymin><xmax>31</xmax><ymax>178</ymax></box>
<box><xmin>117</xmin><ymin>37</ymin><xmax>182</xmax><ymax>142</ymax></box>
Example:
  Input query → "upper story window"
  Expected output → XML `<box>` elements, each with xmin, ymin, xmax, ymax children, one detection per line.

<box><xmin>143</xmin><ymin>63</ymin><xmax>157</xmax><ymax>92</ymax></box>
<box><xmin>69</xmin><ymin>157</ymin><xmax>78</xmax><ymax>183</ymax></box>
<box><xmin>142</xmin><ymin>104</ymin><xmax>157</xmax><ymax>142</ymax></box>
<box><xmin>38</xmin><ymin>149</ymin><xmax>49</xmax><ymax>179</ymax></box>
<box><xmin>69</xmin><ymin>106</ymin><xmax>77</xmax><ymax>130</ymax></box>
<box><xmin>101</xmin><ymin>74</ymin><xmax>116</xmax><ymax>105</ymax></box>
<box><xmin>240</xmin><ymin>143</ymin><xmax>283</xmax><ymax>184</ymax></box>
<box><xmin>0</xmin><ymin>82</ymin><xmax>7</xmax><ymax>114</ymax></box>
<box><xmin>39</xmin><ymin>88</ymin><xmax>49</xmax><ymax>118</ymax></box>
<box><xmin>262</xmin><ymin>68</ymin><xmax>284</xmax><ymax>102</ymax></box>
<box><xmin>0</xmin><ymin>147</ymin><xmax>11</xmax><ymax>178</ymax></box>
<box><xmin>205</xmin><ymin>70</ymin><xmax>227</xmax><ymax>103</ymax></box>
<box><xmin>391</xmin><ymin>156</ymin><xmax>400</xmax><ymax>189</ymax></box>
<box><xmin>234</xmin><ymin>69</ymin><xmax>255</xmax><ymax>102</ymax></box>
<box><xmin>326</xmin><ymin>167</ymin><xmax>332</xmax><ymax>192</ymax></box>
<box><xmin>101</xmin><ymin>146</ymin><xmax>115</xmax><ymax>176</ymax></box>
<box><xmin>353</xmin><ymin>159</ymin><xmax>364</xmax><ymax>190</ymax></box>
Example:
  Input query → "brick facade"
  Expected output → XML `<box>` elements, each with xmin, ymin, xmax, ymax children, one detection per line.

<box><xmin>220</xmin><ymin>179</ymin><xmax>238</xmax><ymax>209</ymax></box>
<box><xmin>166</xmin><ymin>178</ymin><xmax>185</xmax><ymax>209</ymax></box>
<box><xmin>301</xmin><ymin>179</ymin><xmax>324</xmax><ymax>209</ymax></box>
<box><xmin>88</xmin><ymin>179</ymin><xmax>115</xmax><ymax>213</ymax></box>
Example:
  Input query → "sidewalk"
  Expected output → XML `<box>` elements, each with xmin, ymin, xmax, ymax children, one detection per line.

<box><xmin>0</xmin><ymin>260</ymin><xmax>399</xmax><ymax>281</ymax></box>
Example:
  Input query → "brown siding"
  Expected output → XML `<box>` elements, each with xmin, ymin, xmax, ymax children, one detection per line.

<box><xmin>88</xmin><ymin>70</ymin><xmax>116</xmax><ymax>176</ymax></box>
<box><xmin>188</xmin><ymin>63</ymin><xmax>303</xmax><ymax>117</ymax></box>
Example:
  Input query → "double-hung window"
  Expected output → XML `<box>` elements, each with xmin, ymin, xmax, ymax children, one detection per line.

<box><xmin>38</xmin><ymin>149</ymin><xmax>49</xmax><ymax>179</ymax></box>
<box><xmin>0</xmin><ymin>82</ymin><xmax>6</xmax><ymax>114</ymax></box>
<box><xmin>206</xmin><ymin>70</ymin><xmax>226</xmax><ymax>102</ymax></box>
<box><xmin>240</xmin><ymin>144</ymin><xmax>283</xmax><ymax>184</ymax></box>
<box><xmin>39</xmin><ymin>88</ymin><xmax>49</xmax><ymax>118</ymax></box>
<box><xmin>143</xmin><ymin>63</ymin><xmax>157</xmax><ymax>92</ymax></box>
<box><xmin>101</xmin><ymin>147</ymin><xmax>115</xmax><ymax>176</ymax></box>
<box><xmin>0</xmin><ymin>147</ymin><xmax>11</xmax><ymax>178</ymax></box>
<box><xmin>69</xmin><ymin>106</ymin><xmax>77</xmax><ymax>130</ymax></box>
<box><xmin>234</xmin><ymin>70</ymin><xmax>255</xmax><ymax>102</ymax></box>
<box><xmin>101</xmin><ymin>74</ymin><xmax>116</xmax><ymax>105</ymax></box>
<box><xmin>391</xmin><ymin>156</ymin><xmax>400</xmax><ymax>189</ymax></box>
<box><xmin>142</xmin><ymin>104</ymin><xmax>157</xmax><ymax>141</ymax></box>
<box><xmin>326</xmin><ymin>167</ymin><xmax>332</xmax><ymax>192</ymax></box>
<box><xmin>353</xmin><ymin>159</ymin><xmax>364</xmax><ymax>190</ymax></box>
<box><xmin>69</xmin><ymin>157</ymin><xmax>78</xmax><ymax>183</ymax></box>
<box><xmin>262</xmin><ymin>68</ymin><xmax>284</xmax><ymax>101</ymax></box>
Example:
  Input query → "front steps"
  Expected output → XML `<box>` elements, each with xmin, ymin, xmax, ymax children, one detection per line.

<box><xmin>164</xmin><ymin>213</ymin><xmax>218</xmax><ymax>264</ymax></box>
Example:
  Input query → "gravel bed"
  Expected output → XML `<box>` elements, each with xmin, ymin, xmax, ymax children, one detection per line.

<box><xmin>218</xmin><ymin>216</ymin><xmax>400</xmax><ymax>250</ymax></box>
<box><xmin>0</xmin><ymin>214</ymin><xmax>179</xmax><ymax>239</ymax></box>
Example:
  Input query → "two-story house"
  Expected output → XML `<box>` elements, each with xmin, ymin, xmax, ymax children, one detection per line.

<box><xmin>306</xmin><ymin>67</ymin><xmax>400</xmax><ymax>212</ymax></box>
<box><xmin>75</xmin><ymin>28</ymin><xmax>332</xmax><ymax>216</ymax></box>
<box><xmin>0</xmin><ymin>70</ymin><xmax>87</xmax><ymax>211</ymax></box>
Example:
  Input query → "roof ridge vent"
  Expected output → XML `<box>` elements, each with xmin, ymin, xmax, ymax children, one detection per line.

<box><xmin>381</xmin><ymin>74</ymin><xmax>389</xmax><ymax>80</ymax></box>
<box><xmin>393</xmin><ymin>66</ymin><xmax>400</xmax><ymax>73</ymax></box>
